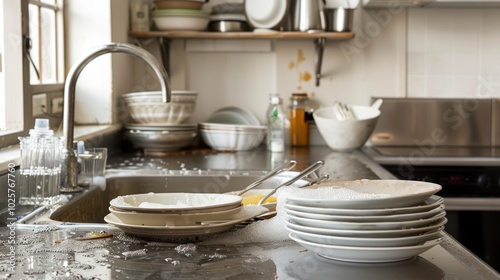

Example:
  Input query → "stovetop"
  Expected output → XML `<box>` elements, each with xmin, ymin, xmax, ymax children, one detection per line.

<box><xmin>364</xmin><ymin>146</ymin><xmax>500</xmax><ymax>166</ymax></box>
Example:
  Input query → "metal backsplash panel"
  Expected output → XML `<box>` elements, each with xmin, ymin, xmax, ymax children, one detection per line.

<box><xmin>370</xmin><ymin>98</ymin><xmax>492</xmax><ymax>147</ymax></box>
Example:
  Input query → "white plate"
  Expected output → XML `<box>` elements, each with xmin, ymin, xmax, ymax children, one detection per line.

<box><xmin>104</xmin><ymin>206</ymin><xmax>268</xmax><ymax>240</ymax></box>
<box><xmin>286</xmin><ymin>225</ymin><xmax>444</xmax><ymax>247</ymax></box>
<box><xmin>285</xmin><ymin>218</ymin><xmax>447</xmax><ymax>238</ymax></box>
<box><xmin>244</xmin><ymin>0</ymin><xmax>287</xmax><ymax>29</ymax></box>
<box><xmin>286</xmin><ymin>211</ymin><xmax>446</xmax><ymax>231</ymax></box>
<box><xmin>285</xmin><ymin>204</ymin><xmax>445</xmax><ymax>222</ymax></box>
<box><xmin>285</xmin><ymin>195</ymin><xmax>444</xmax><ymax>216</ymax></box>
<box><xmin>110</xmin><ymin>192</ymin><xmax>242</xmax><ymax>213</ymax></box>
<box><xmin>289</xmin><ymin>233</ymin><xmax>444</xmax><ymax>263</ymax></box>
<box><xmin>206</xmin><ymin>106</ymin><xmax>260</xmax><ymax>125</ymax></box>
<box><xmin>108</xmin><ymin>205</ymin><xmax>242</xmax><ymax>226</ymax></box>
<box><xmin>287</xmin><ymin>180</ymin><xmax>442</xmax><ymax>209</ymax></box>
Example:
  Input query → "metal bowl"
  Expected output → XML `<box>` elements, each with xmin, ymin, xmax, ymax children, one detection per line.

<box><xmin>124</xmin><ymin>126</ymin><xmax>198</xmax><ymax>151</ymax></box>
<box><xmin>208</xmin><ymin>20</ymin><xmax>251</xmax><ymax>32</ymax></box>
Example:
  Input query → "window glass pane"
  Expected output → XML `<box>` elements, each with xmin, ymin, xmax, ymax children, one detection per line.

<box><xmin>28</xmin><ymin>4</ymin><xmax>40</xmax><ymax>84</ymax></box>
<box><xmin>40</xmin><ymin>7</ymin><xmax>56</xmax><ymax>83</ymax></box>
<box><xmin>42</xmin><ymin>0</ymin><xmax>56</xmax><ymax>5</ymax></box>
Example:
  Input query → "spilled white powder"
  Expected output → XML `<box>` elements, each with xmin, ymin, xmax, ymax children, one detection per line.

<box><xmin>201</xmin><ymin>186</ymin><xmax>389</xmax><ymax>245</ymax></box>
<box><xmin>286</xmin><ymin>186</ymin><xmax>390</xmax><ymax>200</ymax></box>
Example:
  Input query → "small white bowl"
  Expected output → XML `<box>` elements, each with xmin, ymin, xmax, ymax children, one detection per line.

<box><xmin>199</xmin><ymin>125</ymin><xmax>266</xmax><ymax>151</ymax></box>
<box><xmin>313</xmin><ymin>105</ymin><xmax>380</xmax><ymax>151</ymax></box>
<box><xmin>153</xmin><ymin>15</ymin><xmax>209</xmax><ymax>31</ymax></box>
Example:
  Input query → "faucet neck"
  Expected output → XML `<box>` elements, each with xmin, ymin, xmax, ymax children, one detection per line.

<box><xmin>61</xmin><ymin>42</ymin><xmax>171</xmax><ymax>189</ymax></box>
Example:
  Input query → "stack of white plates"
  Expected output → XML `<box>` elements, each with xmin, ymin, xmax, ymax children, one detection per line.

<box><xmin>284</xmin><ymin>179</ymin><xmax>446</xmax><ymax>263</ymax></box>
<box><xmin>105</xmin><ymin>192</ymin><xmax>268</xmax><ymax>240</ymax></box>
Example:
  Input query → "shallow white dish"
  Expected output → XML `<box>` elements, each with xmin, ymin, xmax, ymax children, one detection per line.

<box><xmin>110</xmin><ymin>193</ymin><xmax>242</xmax><ymax>213</ymax></box>
<box><xmin>244</xmin><ymin>0</ymin><xmax>287</xmax><ymax>29</ymax></box>
<box><xmin>287</xmin><ymin>180</ymin><xmax>442</xmax><ymax>209</ymax></box>
<box><xmin>108</xmin><ymin>204</ymin><xmax>242</xmax><ymax>226</ymax></box>
<box><xmin>285</xmin><ymin>204</ymin><xmax>445</xmax><ymax>222</ymax></box>
<box><xmin>104</xmin><ymin>206</ymin><xmax>268</xmax><ymax>240</ymax></box>
<box><xmin>284</xmin><ymin>195</ymin><xmax>444</xmax><ymax>216</ymax></box>
<box><xmin>286</xmin><ymin>211</ymin><xmax>446</xmax><ymax>231</ymax></box>
<box><xmin>289</xmin><ymin>233</ymin><xmax>444</xmax><ymax>263</ymax></box>
<box><xmin>285</xmin><ymin>218</ymin><xmax>447</xmax><ymax>238</ymax></box>
<box><xmin>286</xmin><ymin>224</ymin><xmax>443</xmax><ymax>247</ymax></box>
<box><xmin>206</xmin><ymin>106</ymin><xmax>260</xmax><ymax>125</ymax></box>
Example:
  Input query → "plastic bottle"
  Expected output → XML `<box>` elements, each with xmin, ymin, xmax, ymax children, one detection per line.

<box><xmin>19</xmin><ymin>119</ymin><xmax>63</xmax><ymax>205</ymax></box>
<box><xmin>289</xmin><ymin>93</ymin><xmax>312</xmax><ymax>146</ymax></box>
<box><xmin>266</xmin><ymin>94</ymin><xmax>286</xmax><ymax>152</ymax></box>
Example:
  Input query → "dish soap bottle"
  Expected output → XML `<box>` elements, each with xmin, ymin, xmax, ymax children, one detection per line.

<box><xmin>266</xmin><ymin>94</ymin><xmax>286</xmax><ymax>152</ymax></box>
<box><xmin>19</xmin><ymin>119</ymin><xmax>63</xmax><ymax>205</ymax></box>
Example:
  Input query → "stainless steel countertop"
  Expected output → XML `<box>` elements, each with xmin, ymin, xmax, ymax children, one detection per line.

<box><xmin>2</xmin><ymin>147</ymin><xmax>499</xmax><ymax>279</ymax></box>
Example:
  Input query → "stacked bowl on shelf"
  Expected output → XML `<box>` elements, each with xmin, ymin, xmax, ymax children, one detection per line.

<box><xmin>208</xmin><ymin>2</ymin><xmax>251</xmax><ymax>32</ymax></box>
<box><xmin>152</xmin><ymin>0</ymin><xmax>209</xmax><ymax>31</ymax></box>
<box><xmin>199</xmin><ymin>106</ymin><xmax>266</xmax><ymax>151</ymax></box>
<box><xmin>284</xmin><ymin>179</ymin><xmax>447</xmax><ymax>263</ymax></box>
<box><xmin>122</xmin><ymin>90</ymin><xmax>198</xmax><ymax>152</ymax></box>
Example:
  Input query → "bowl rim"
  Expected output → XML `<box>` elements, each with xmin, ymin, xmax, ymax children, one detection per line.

<box><xmin>313</xmin><ymin>105</ymin><xmax>380</xmax><ymax>121</ymax></box>
<box><xmin>123</xmin><ymin>90</ymin><xmax>198</xmax><ymax>98</ymax></box>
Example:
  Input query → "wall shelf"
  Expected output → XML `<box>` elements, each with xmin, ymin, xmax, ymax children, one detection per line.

<box><xmin>130</xmin><ymin>31</ymin><xmax>355</xmax><ymax>86</ymax></box>
<box><xmin>129</xmin><ymin>31</ymin><xmax>354</xmax><ymax>40</ymax></box>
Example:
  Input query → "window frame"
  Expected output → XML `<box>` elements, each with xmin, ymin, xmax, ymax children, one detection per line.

<box><xmin>0</xmin><ymin>0</ymin><xmax>65</xmax><ymax>149</ymax></box>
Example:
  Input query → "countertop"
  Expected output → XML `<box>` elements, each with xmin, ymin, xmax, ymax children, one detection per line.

<box><xmin>1</xmin><ymin>147</ymin><xmax>499</xmax><ymax>279</ymax></box>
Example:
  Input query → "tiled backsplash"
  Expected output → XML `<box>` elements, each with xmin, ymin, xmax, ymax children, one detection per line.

<box><xmin>407</xmin><ymin>8</ymin><xmax>500</xmax><ymax>98</ymax></box>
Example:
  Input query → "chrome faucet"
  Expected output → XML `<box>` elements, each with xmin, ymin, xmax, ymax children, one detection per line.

<box><xmin>60</xmin><ymin>43</ymin><xmax>171</xmax><ymax>192</ymax></box>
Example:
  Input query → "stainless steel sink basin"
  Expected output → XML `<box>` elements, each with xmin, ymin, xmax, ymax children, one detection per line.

<box><xmin>49</xmin><ymin>171</ymin><xmax>310</xmax><ymax>224</ymax></box>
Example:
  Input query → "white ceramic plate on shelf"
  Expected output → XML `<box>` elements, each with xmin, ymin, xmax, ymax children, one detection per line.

<box><xmin>286</xmin><ymin>224</ymin><xmax>444</xmax><ymax>247</ymax></box>
<box><xmin>289</xmin><ymin>233</ymin><xmax>444</xmax><ymax>263</ymax></box>
<box><xmin>284</xmin><ymin>195</ymin><xmax>444</xmax><ymax>216</ymax></box>
<box><xmin>244</xmin><ymin>0</ymin><xmax>287</xmax><ymax>30</ymax></box>
<box><xmin>286</xmin><ymin>211</ymin><xmax>446</xmax><ymax>231</ymax></box>
<box><xmin>284</xmin><ymin>204</ymin><xmax>445</xmax><ymax>222</ymax></box>
<box><xmin>287</xmin><ymin>180</ymin><xmax>442</xmax><ymax>209</ymax></box>
<box><xmin>285</xmin><ymin>218</ymin><xmax>447</xmax><ymax>238</ymax></box>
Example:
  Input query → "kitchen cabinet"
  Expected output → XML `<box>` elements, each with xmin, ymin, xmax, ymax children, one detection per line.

<box><xmin>129</xmin><ymin>31</ymin><xmax>355</xmax><ymax>86</ymax></box>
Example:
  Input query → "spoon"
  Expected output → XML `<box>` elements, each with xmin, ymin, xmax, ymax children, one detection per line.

<box><xmin>237</xmin><ymin>160</ymin><xmax>297</xmax><ymax>196</ymax></box>
<box><xmin>257</xmin><ymin>160</ymin><xmax>325</xmax><ymax>205</ymax></box>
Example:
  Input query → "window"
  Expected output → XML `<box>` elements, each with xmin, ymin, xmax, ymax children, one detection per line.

<box><xmin>0</xmin><ymin>0</ymin><xmax>64</xmax><ymax>148</ymax></box>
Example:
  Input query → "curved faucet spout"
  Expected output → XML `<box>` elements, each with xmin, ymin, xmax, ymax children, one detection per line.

<box><xmin>61</xmin><ymin>42</ymin><xmax>171</xmax><ymax>191</ymax></box>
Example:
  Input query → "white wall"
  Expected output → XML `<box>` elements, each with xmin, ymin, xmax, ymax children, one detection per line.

<box><xmin>150</xmin><ymin>6</ymin><xmax>408</xmax><ymax>125</ymax></box>
<box><xmin>407</xmin><ymin>8</ymin><xmax>500</xmax><ymax>98</ymax></box>
<box><xmin>68</xmin><ymin>3</ymin><xmax>500</xmax><ymax>126</ymax></box>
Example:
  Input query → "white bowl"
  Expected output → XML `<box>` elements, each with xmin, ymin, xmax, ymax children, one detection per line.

<box><xmin>123</xmin><ymin>91</ymin><xmax>197</xmax><ymax>124</ymax></box>
<box><xmin>108</xmin><ymin>205</ymin><xmax>242</xmax><ymax>226</ymax></box>
<box><xmin>110</xmin><ymin>192</ymin><xmax>243</xmax><ymax>213</ymax></box>
<box><xmin>153</xmin><ymin>15</ymin><xmax>209</xmax><ymax>31</ymax></box>
<box><xmin>313</xmin><ymin>105</ymin><xmax>380</xmax><ymax>151</ymax></box>
<box><xmin>199</xmin><ymin>125</ymin><xmax>266</xmax><ymax>151</ymax></box>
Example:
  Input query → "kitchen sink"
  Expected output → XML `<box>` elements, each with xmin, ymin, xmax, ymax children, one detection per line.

<box><xmin>49</xmin><ymin>171</ymin><xmax>310</xmax><ymax>224</ymax></box>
